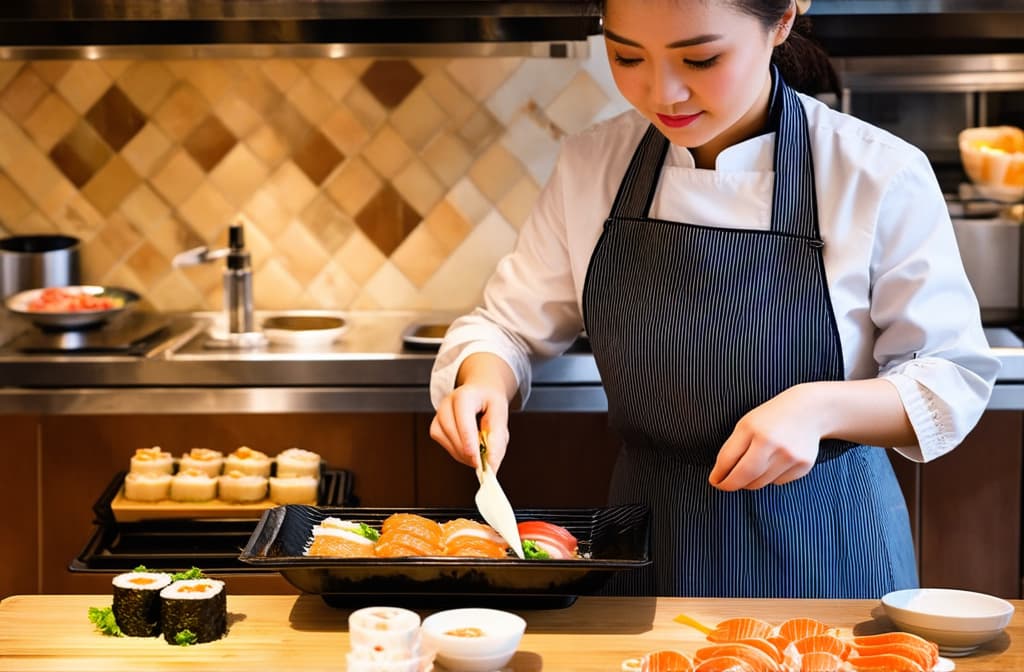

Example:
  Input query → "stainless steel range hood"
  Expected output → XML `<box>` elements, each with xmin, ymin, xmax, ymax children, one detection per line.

<box><xmin>0</xmin><ymin>1</ymin><xmax>602</xmax><ymax>60</ymax></box>
<box><xmin>808</xmin><ymin>0</ymin><xmax>1024</xmax><ymax>56</ymax></box>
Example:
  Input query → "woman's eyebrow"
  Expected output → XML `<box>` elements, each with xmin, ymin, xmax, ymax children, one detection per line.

<box><xmin>603</xmin><ymin>27</ymin><xmax>723</xmax><ymax>49</ymax></box>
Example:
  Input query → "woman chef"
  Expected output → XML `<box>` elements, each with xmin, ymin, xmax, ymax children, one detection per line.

<box><xmin>429</xmin><ymin>0</ymin><xmax>1000</xmax><ymax>598</ymax></box>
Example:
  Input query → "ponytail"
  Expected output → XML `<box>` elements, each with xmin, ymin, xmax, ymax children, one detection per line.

<box><xmin>772</xmin><ymin>16</ymin><xmax>841</xmax><ymax>98</ymax></box>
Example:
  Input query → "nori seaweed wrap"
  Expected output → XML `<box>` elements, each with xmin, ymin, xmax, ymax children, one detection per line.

<box><xmin>159</xmin><ymin>578</ymin><xmax>227</xmax><ymax>644</ymax></box>
<box><xmin>111</xmin><ymin>571</ymin><xmax>173</xmax><ymax>637</ymax></box>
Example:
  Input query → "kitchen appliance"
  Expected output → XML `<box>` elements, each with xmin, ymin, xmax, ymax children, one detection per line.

<box><xmin>2</xmin><ymin>310</ymin><xmax>170</xmax><ymax>355</ymax></box>
<box><xmin>0</xmin><ymin>234</ymin><xmax>79</xmax><ymax>299</ymax></box>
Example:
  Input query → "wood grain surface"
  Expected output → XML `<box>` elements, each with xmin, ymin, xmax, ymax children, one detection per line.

<box><xmin>0</xmin><ymin>594</ymin><xmax>1018</xmax><ymax>671</ymax></box>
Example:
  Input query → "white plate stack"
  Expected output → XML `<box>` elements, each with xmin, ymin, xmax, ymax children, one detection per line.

<box><xmin>347</xmin><ymin>606</ymin><xmax>434</xmax><ymax>672</ymax></box>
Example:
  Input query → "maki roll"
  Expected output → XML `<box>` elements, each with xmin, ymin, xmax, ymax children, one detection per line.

<box><xmin>111</xmin><ymin>571</ymin><xmax>172</xmax><ymax>637</ymax></box>
<box><xmin>169</xmin><ymin>468</ymin><xmax>217</xmax><ymax>502</ymax></box>
<box><xmin>217</xmin><ymin>470</ymin><xmax>268</xmax><ymax>503</ymax></box>
<box><xmin>275</xmin><ymin>447</ymin><xmax>321</xmax><ymax>478</ymax></box>
<box><xmin>130</xmin><ymin>446</ymin><xmax>173</xmax><ymax>476</ymax></box>
<box><xmin>269</xmin><ymin>475</ymin><xmax>319</xmax><ymax>504</ymax></box>
<box><xmin>224</xmin><ymin>446</ymin><xmax>272</xmax><ymax>477</ymax></box>
<box><xmin>179</xmin><ymin>448</ymin><xmax>224</xmax><ymax>478</ymax></box>
<box><xmin>123</xmin><ymin>471</ymin><xmax>171</xmax><ymax>502</ymax></box>
<box><xmin>159</xmin><ymin>579</ymin><xmax>227</xmax><ymax>645</ymax></box>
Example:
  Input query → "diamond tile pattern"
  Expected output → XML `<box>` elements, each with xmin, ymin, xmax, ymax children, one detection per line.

<box><xmin>0</xmin><ymin>45</ymin><xmax>628</xmax><ymax>311</ymax></box>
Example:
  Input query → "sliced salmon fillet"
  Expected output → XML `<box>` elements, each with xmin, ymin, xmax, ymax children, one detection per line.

<box><xmin>642</xmin><ymin>649</ymin><xmax>694</xmax><ymax>672</ymax></box>
<box><xmin>733</xmin><ymin>638</ymin><xmax>785</xmax><ymax>664</ymax></box>
<box><xmin>852</xmin><ymin>643</ymin><xmax>936</xmax><ymax>670</ymax></box>
<box><xmin>306</xmin><ymin>530</ymin><xmax>375</xmax><ymax>557</ymax></box>
<box><xmin>445</xmin><ymin>536</ymin><xmax>508</xmax><ymax>558</ymax></box>
<box><xmin>846</xmin><ymin>653</ymin><xmax>925</xmax><ymax>672</ymax></box>
<box><xmin>695</xmin><ymin>643</ymin><xmax>781</xmax><ymax>671</ymax></box>
<box><xmin>707</xmin><ymin>617</ymin><xmax>774</xmax><ymax>643</ymax></box>
<box><xmin>799</xmin><ymin>651</ymin><xmax>843</xmax><ymax>672</ymax></box>
<box><xmin>381</xmin><ymin>513</ymin><xmax>443</xmax><ymax>543</ymax></box>
<box><xmin>693</xmin><ymin>655</ymin><xmax>756</xmax><ymax>672</ymax></box>
<box><xmin>375</xmin><ymin>530</ymin><xmax>444</xmax><ymax>557</ymax></box>
<box><xmin>792</xmin><ymin>634</ymin><xmax>850</xmax><ymax>660</ymax></box>
<box><xmin>442</xmin><ymin>518</ymin><xmax>509</xmax><ymax>558</ymax></box>
<box><xmin>776</xmin><ymin>618</ymin><xmax>832</xmax><ymax>643</ymax></box>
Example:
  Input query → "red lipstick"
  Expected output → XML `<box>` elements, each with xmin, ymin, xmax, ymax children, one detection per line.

<box><xmin>656</xmin><ymin>112</ymin><xmax>701</xmax><ymax>128</ymax></box>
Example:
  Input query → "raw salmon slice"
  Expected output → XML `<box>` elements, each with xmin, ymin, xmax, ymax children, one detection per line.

<box><xmin>374</xmin><ymin>530</ymin><xmax>444</xmax><ymax>557</ymax></box>
<box><xmin>846</xmin><ymin>653</ymin><xmax>926</xmax><ymax>672</ymax></box>
<box><xmin>445</xmin><ymin>536</ymin><xmax>508</xmax><ymax>558</ymax></box>
<box><xmin>852</xmin><ymin>643</ymin><xmax>936</xmax><ymax>670</ymax></box>
<box><xmin>695</xmin><ymin>643</ymin><xmax>780</xmax><ymax>671</ymax></box>
<box><xmin>381</xmin><ymin>513</ymin><xmax>443</xmax><ymax>543</ymax></box>
<box><xmin>693</xmin><ymin>655</ymin><xmax>756</xmax><ymax>672</ymax></box>
<box><xmin>642</xmin><ymin>649</ymin><xmax>694</xmax><ymax>672</ymax></box>
<box><xmin>734</xmin><ymin>638</ymin><xmax>785</xmax><ymax>664</ymax></box>
<box><xmin>799</xmin><ymin>651</ymin><xmax>843</xmax><ymax>672</ymax></box>
<box><xmin>776</xmin><ymin>618</ymin><xmax>832</xmax><ymax>643</ymax></box>
<box><xmin>306</xmin><ymin>530</ymin><xmax>375</xmax><ymax>557</ymax></box>
<box><xmin>792</xmin><ymin>634</ymin><xmax>850</xmax><ymax>659</ymax></box>
<box><xmin>707</xmin><ymin>617</ymin><xmax>774</xmax><ymax>643</ymax></box>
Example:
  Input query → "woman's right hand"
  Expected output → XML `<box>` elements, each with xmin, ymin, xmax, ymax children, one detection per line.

<box><xmin>429</xmin><ymin>353</ymin><xmax>517</xmax><ymax>472</ymax></box>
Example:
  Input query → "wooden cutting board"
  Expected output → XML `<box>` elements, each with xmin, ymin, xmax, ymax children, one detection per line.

<box><xmin>1</xmin><ymin>595</ymin><xmax>1021</xmax><ymax>672</ymax></box>
<box><xmin>109</xmin><ymin>488</ymin><xmax>313</xmax><ymax>521</ymax></box>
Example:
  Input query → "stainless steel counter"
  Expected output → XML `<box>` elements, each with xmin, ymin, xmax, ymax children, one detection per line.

<box><xmin>0</xmin><ymin>311</ymin><xmax>1022</xmax><ymax>414</ymax></box>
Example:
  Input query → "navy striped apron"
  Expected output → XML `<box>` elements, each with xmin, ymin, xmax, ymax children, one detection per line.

<box><xmin>582</xmin><ymin>73</ymin><xmax>918</xmax><ymax>598</ymax></box>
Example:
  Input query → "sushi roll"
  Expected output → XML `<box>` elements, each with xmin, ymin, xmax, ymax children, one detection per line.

<box><xmin>111</xmin><ymin>571</ymin><xmax>172</xmax><ymax>637</ymax></box>
<box><xmin>223</xmin><ymin>446</ymin><xmax>272</xmax><ymax>477</ymax></box>
<box><xmin>123</xmin><ymin>471</ymin><xmax>172</xmax><ymax>502</ymax></box>
<box><xmin>159</xmin><ymin>578</ymin><xmax>227</xmax><ymax>645</ymax></box>
<box><xmin>217</xmin><ymin>470</ymin><xmax>268</xmax><ymax>503</ymax></box>
<box><xmin>169</xmin><ymin>468</ymin><xmax>217</xmax><ymax>502</ymax></box>
<box><xmin>275</xmin><ymin>447</ymin><xmax>321</xmax><ymax>478</ymax></box>
<box><xmin>130</xmin><ymin>446</ymin><xmax>173</xmax><ymax>476</ymax></box>
<box><xmin>179</xmin><ymin>448</ymin><xmax>224</xmax><ymax>478</ymax></box>
<box><xmin>269</xmin><ymin>475</ymin><xmax>319</xmax><ymax>504</ymax></box>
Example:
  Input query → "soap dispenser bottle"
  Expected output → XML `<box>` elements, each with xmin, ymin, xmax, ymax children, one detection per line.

<box><xmin>224</xmin><ymin>222</ymin><xmax>254</xmax><ymax>335</ymax></box>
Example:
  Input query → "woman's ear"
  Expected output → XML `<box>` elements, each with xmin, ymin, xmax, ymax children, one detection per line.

<box><xmin>773</xmin><ymin>1</ymin><xmax>798</xmax><ymax>46</ymax></box>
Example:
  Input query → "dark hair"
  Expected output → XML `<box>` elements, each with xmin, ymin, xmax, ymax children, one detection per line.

<box><xmin>596</xmin><ymin>0</ymin><xmax>841</xmax><ymax>98</ymax></box>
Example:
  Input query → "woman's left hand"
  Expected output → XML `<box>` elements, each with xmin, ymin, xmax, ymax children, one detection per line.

<box><xmin>708</xmin><ymin>383</ymin><xmax>826</xmax><ymax>491</ymax></box>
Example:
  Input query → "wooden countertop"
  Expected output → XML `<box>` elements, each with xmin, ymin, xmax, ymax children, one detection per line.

<box><xmin>0</xmin><ymin>594</ymin><xmax>1019</xmax><ymax>671</ymax></box>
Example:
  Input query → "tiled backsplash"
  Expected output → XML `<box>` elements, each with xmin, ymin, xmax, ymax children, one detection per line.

<box><xmin>0</xmin><ymin>36</ymin><xmax>628</xmax><ymax>312</ymax></box>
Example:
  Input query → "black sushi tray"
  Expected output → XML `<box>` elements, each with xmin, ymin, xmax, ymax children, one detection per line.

<box><xmin>70</xmin><ymin>469</ymin><xmax>355</xmax><ymax>574</ymax></box>
<box><xmin>238</xmin><ymin>503</ymin><xmax>651</xmax><ymax>610</ymax></box>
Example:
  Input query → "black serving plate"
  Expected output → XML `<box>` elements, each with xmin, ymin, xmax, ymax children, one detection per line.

<box><xmin>239</xmin><ymin>504</ymin><xmax>650</xmax><ymax>609</ymax></box>
<box><xmin>71</xmin><ymin>470</ymin><xmax>356</xmax><ymax>574</ymax></box>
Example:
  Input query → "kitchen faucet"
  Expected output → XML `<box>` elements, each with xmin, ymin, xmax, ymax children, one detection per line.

<box><xmin>172</xmin><ymin>221</ymin><xmax>266</xmax><ymax>347</ymax></box>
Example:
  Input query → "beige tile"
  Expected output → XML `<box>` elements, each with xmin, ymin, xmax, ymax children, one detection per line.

<box><xmin>135</xmin><ymin>212</ymin><xmax>204</xmax><ymax>263</ymax></box>
<box><xmin>319</xmin><ymin>104</ymin><xmax>370</xmax><ymax>157</ymax></box>
<box><xmin>468</xmin><ymin>143</ymin><xmax>525</xmax><ymax>203</ymax></box>
<box><xmin>420</xmin><ymin>131</ymin><xmax>473</xmax><ymax>188</ymax></box>
<box><xmin>340</xmin><ymin>58</ymin><xmax>373</xmax><ymax>77</ymax></box>
<box><xmin>152</xmin><ymin>83</ymin><xmax>209</xmax><ymax>142</ymax></box>
<box><xmin>244</xmin><ymin>124</ymin><xmax>289</xmax><ymax>168</ymax></box>
<box><xmin>458</xmin><ymin>107</ymin><xmax>502</xmax><ymax>153</ymax></box>
<box><xmin>392</xmin><ymin>159</ymin><xmax>445</xmax><ymax>217</ymax></box>
<box><xmin>486</xmin><ymin>59</ymin><xmax>579</xmax><ymax>124</ymax></box>
<box><xmin>117</xmin><ymin>61</ymin><xmax>175</xmax><ymax>115</ymax></box>
<box><xmin>391</xmin><ymin>224</ymin><xmax>447</xmax><ymax>288</ymax></box>
<box><xmin>422</xmin><ymin>199</ymin><xmax>473</xmax><ymax>254</ymax></box>
<box><xmin>56</xmin><ymin>62</ymin><xmax>112</xmax><ymax>114</ymax></box>
<box><xmin>260</xmin><ymin>60</ymin><xmax>304</xmax><ymax>94</ymax></box>
<box><xmin>501</xmin><ymin>113</ymin><xmax>560</xmax><ymax>184</ymax></box>
<box><xmin>288</xmin><ymin>76</ymin><xmax>334</xmax><ymax>126</ymax></box>
<box><xmin>11</xmin><ymin>148</ymin><xmax>71</xmax><ymax>208</ymax></box>
<box><xmin>59</xmin><ymin>192</ymin><xmax>107</xmax><ymax>243</ymax></box>
<box><xmin>274</xmin><ymin>220</ymin><xmax>331</xmax><ymax>286</ymax></box>
<box><xmin>208</xmin><ymin>143</ymin><xmax>270</xmax><ymax>207</ymax></box>
<box><xmin>230</xmin><ymin>63</ymin><xmax>282</xmax><ymax>116</ymax></box>
<box><xmin>98</xmin><ymin>60</ymin><xmax>131</xmax><ymax>80</ymax></box>
<box><xmin>496</xmin><ymin>175</ymin><xmax>541</xmax><ymax>230</ymax></box>
<box><xmin>266</xmin><ymin>161</ymin><xmax>318</xmax><ymax>215</ymax></box>
<box><xmin>242</xmin><ymin>187</ymin><xmax>291</xmax><ymax>240</ymax></box>
<box><xmin>0</xmin><ymin>62</ymin><xmax>28</xmax><ymax>90</ymax></box>
<box><xmin>362</xmin><ymin>125</ymin><xmax>413</xmax><ymax>180</ymax></box>
<box><xmin>421</xmin><ymin>70</ymin><xmax>476</xmax><ymax>127</ymax></box>
<box><xmin>445</xmin><ymin>58</ymin><xmax>521</xmax><ymax>103</ymax></box>
<box><xmin>300</xmin><ymin>194</ymin><xmax>355</xmax><ymax>254</ymax></box>
<box><xmin>176</xmin><ymin>241</ymin><xmax>225</xmax><ymax>296</ymax></box>
<box><xmin>150</xmin><ymin>149</ymin><xmax>205</xmax><ymax>206</ymax></box>
<box><xmin>0</xmin><ymin>172</ymin><xmax>33</xmax><ymax>227</ymax></box>
<box><xmin>6</xmin><ymin>212</ymin><xmax>58</xmax><ymax>236</ymax></box>
<box><xmin>361</xmin><ymin>260</ymin><xmax>418</xmax><ymax>310</ymax></box>
<box><xmin>181</xmin><ymin>61</ymin><xmax>234</xmax><ymax>103</ymax></box>
<box><xmin>335</xmin><ymin>230</ymin><xmax>386</xmax><ymax>285</ymax></box>
<box><xmin>213</xmin><ymin>94</ymin><xmax>263</xmax><ymax>140</ymax></box>
<box><xmin>120</xmin><ymin>124</ymin><xmax>172</xmax><ymax>181</ymax></box>
<box><xmin>120</xmin><ymin>239</ymin><xmax>169</xmax><ymax>288</ymax></box>
<box><xmin>545</xmin><ymin>71</ymin><xmax>610</xmax><ymax>135</ymax></box>
<box><xmin>96</xmin><ymin>212</ymin><xmax>143</xmax><ymax>261</ymax></box>
<box><xmin>119</xmin><ymin>183</ymin><xmax>171</xmax><ymax>231</ymax></box>
<box><xmin>252</xmin><ymin>257</ymin><xmax>305</xmax><ymax>309</ymax></box>
<box><xmin>307</xmin><ymin>260</ymin><xmax>359</xmax><ymax>309</ymax></box>
<box><xmin>308</xmin><ymin>60</ymin><xmax>358</xmax><ymax>102</ymax></box>
<box><xmin>22</xmin><ymin>92</ymin><xmax>77</xmax><ymax>153</ymax></box>
<box><xmin>235</xmin><ymin>213</ymin><xmax>273</xmax><ymax>271</ymax></box>
<box><xmin>410</xmin><ymin>58</ymin><xmax>448</xmax><ymax>76</ymax></box>
<box><xmin>178</xmin><ymin>181</ymin><xmax>237</xmax><ymax>243</ymax></box>
<box><xmin>348</xmin><ymin>291</ymin><xmax>381</xmax><ymax>310</ymax></box>
<box><xmin>0</xmin><ymin>112</ymin><xmax>35</xmax><ymax>170</ymax></box>
<box><xmin>78</xmin><ymin>235</ymin><xmax>119</xmax><ymax>283</ymax></box>
<box><xmin>343</xmin><ymin>84</ymin><xmax>388</xmax><ymax>134</ymax></box>
<box><xmin>446</xmin><ymin>178</ymin><xmax>491</xmax><ymax>225</ymax></box>
<box><xmin>420</xmin><ymin>210</ymin><xmax>517</xmax><ymax>309</ymax></box>
<box><xmin>81</xmin><ymin>156</ymin><xmax>140</xmax><ymax>217</ymax></box>
<box><xmin>390</xmin><ymin>87</ymin><xmax>447</xmax><ymax>151</ymax></box>
<box><xmin>323</xmin><ymin>156</ymin><xmax>382</xmax><ymax>217</ymax></box>
<box><xmin>0</xmin><ymin>66</ymin><xmax>48</xmax><ymax>123</ymax></box>
<box><xmin>147</xmin><ymin>269</ymin><xmax>207</xmax><ymax>312</ymax></box>
<box><xmin>35</xmin><ymin>179</ymin><xmax>78</xmax><ymax>228</ymax></box>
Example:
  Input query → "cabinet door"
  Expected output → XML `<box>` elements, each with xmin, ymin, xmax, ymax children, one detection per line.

<box><xmin>0</xmin><ymin>414</ymin><xmax>40</xmax><ymax>598</ymax></box>
<box><xmin>919</xmin><ymin>411</ymin><xmax>1022</xmax><ymax>598</ymax></box>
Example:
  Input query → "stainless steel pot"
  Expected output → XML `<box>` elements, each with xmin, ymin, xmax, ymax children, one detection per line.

<box><xmin>0</xmin><ymin>234</ymin><xmax>80</xmax><ymax>299</ymax></box>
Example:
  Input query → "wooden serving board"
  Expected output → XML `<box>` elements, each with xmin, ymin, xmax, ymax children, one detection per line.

<box><xmin>110</xmin><ymin>488</ymin><xmax>314</xmax><ymax>522</ymax></box>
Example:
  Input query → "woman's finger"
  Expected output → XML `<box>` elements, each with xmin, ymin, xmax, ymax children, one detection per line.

<box><xmin>773</xmin><ymin>462</ymin><xmax>814</xmax><ymax>485</ymax></box>
<box><xmin>709</xmin><ymin>427</ymin><xmax>751</xmax><ymax>486</ymax></box>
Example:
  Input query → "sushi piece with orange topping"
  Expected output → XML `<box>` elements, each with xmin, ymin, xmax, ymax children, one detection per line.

<box><xmin>306</xmin><ymin>518</ymin><xmax>378</xmax><ymax>558</ymax></box>
<box><xmin>375</xmin><ymin>513</ymin><xmax>444</xmax><ymax>557</ymax></box>
<box><xmin>442</xmin><ymin>518</ymin><xmax>509</xmax><ymax>558</ymax></box>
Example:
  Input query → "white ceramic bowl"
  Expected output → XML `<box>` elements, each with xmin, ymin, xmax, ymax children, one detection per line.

<box><xmin>420</xmin><ymin>608</ymin><xmax>526</xmax><ymax>672</ymax></box>
<box><xmin>882</xmin><ymin>588</ymin><xmax>1014</xmax><ymax>655</ymax></box>
<box><xmin>260</xmin><ymin>312</ymin><xmax>347</xmax><ymax>348</ymax></box>
<box><xmin>958</xmin><ymin>126</ymin><xmax>1024</xmax><ymax>202</ymax></box>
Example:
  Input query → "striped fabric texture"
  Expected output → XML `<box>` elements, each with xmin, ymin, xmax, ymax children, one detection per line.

<box><xmin>582</xmin><ymin>70</ymin><xmax>918</xmax><ymax>598</ymax></box>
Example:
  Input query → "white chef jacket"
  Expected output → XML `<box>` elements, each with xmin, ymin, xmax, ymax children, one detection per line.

<box><xmin>431</xmin><ymin>93</ymin><xmax>1000</xmax><ymax>463</ymax></box>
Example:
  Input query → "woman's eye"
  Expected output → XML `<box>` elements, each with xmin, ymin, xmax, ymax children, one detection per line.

<box><xmin>684</xmin><ymin>55</ymin><xmax>720</xmax><ymax>70</ymax></box>
<box><xmin>613</xmin><ymin>54</ymin><xmax>643</xmax><ymax>67</ymax></box>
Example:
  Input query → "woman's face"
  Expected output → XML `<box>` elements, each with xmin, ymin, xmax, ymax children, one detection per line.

<box><xmin>604</xmin><ymin>0</ymin><xmax>793</xmax><ymax>159</ymax></box>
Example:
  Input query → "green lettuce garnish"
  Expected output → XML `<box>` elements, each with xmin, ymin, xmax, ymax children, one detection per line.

<box><xmin>87</xmin><ymin>606</ymin><xmax>123</xmax><ymax>637</ymax></box>
<box><xmin>170</xmin><ymin>567</ymin><xmax>206</xmax><ymax>581</ymax></box>
<box><xmin>133</xmin><ymin>564</ymin><xmax>149</xmax><ymax>573</ymax></box>
<box><xmin>522</xmin><ymin>539</ymin><xmax>550</xmax><ymax>560</ymax></box>
<box><xmin>174</xmin><ymin>630</ymin><xmax>198</xmax><ymax>646</ymax></box>
<box><xmin>357</xmin><ymin>523</ymin><xmax>380</xmax><ymax>541</ymax></box>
